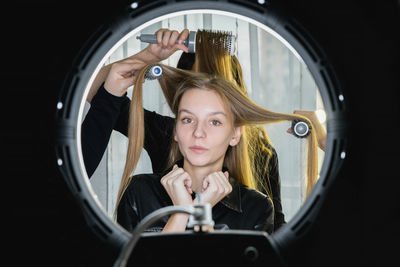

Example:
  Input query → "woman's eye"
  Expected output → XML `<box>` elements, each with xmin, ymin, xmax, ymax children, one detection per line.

<box><xmin>210</xmin><ymin>120</ymin><xmax>221</xmax><ymax>126</ymax></box>
<box><xmin>182</xmin><ymin>118</ymin><xmax>192</xmax><ymax>124</ymax></box>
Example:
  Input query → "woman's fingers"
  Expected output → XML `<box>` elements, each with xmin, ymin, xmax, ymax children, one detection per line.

<box><xmin>155</xmin><ymin>28</ymin><xmax>168</xmax><ymax>44</ymax></box>
<box><xmin>213</xmin><ymin>173</ymin><xmax>227</xmax><ymax>197</ymax></box>
<box><xmin>184</xmin><ymin>178</ymin><xmax>193</xmax><ymax>195</ymax></box>
<box><xmin>111</xmin><ymin>60</ymin><xmax>145</xmax><ymax>81</ymax></box>
<box><xmin>161</xmin><ymin>166</ymin><xmax>194</xmax><ymax>204</ymax></box>
<box><xmin>177</xmin><ymin>29</ymin><xmax>189</xmax><ymax>44</ymax></box>
<box><xmin>200</xmin><ymin>172</ymin><xmax>232</xmax><ymax>207</ymax></box>
<box><xmin>223</xmin><ymin>171</ymin><xmax>229</xmax><ymax>180</ymax></box>
<box><xmin>104</xmin><ymin>59</ymin><xmax>146</xmax><ymax>96</ymax></box>
<box><xmin>153</xmin><ymin>28</ymin><xmax>190</xmax><ymax>53</ymax></box>
<box><xmin>161</xmin><ymin>166</ymin><xmax>184</xmax><ymax>184</ymax></box>
<box><xmin>202</xmin><ymin>176</ymin><xmax>210</xmax><ymax>191</ymax></box>
<box><xmin>169</xmin><ymin>30</ymin><xmax>180</xmax><ymax>47</ymax></box>
<box><xmin>175</xmin><ymin>29</ymin><xmax>189</xmax><ymax>53</ymax></box>
<box><xmin>162</xmin><ymin>30</ymin><xmax>172</xmax><ymax>47</ymax></box>
<box><xmin>217</xmin><ymin>171</ymin><xmax>232</xmax><ymax>195</ymax></box>
<box><xmin>204</xmin><ymin>172</ymin><xmax>230</xmax><ymax>192</ymax></box>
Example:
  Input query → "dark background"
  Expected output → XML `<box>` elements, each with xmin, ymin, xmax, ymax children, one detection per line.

<box><xmin>3</xmin><ymin>0</ymin><xmax>399</xmax><ymax>266</ymax></box>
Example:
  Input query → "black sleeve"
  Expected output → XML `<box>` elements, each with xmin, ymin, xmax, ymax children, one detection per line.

<box><xmin>114</xmin><ymin>98</ymin><xmax>175</xmax><ymax>173</ymax></box>
<box><xmin>113</xmin><ymin>93</ymin><xmax>130</xmax><ymax>137</ymax></box>
<box><xmin>143</xmin><ymin>110</ymin><xmax>175</xmax><ymax>173</ymax></box>
<box><xmin>82</xmin><ymin>82</ymin><xmax>175</xmax><ymax>176</ymax></box>
<box><xmin>268</xmin><ymin>148</ymin><xmax>286</xmax><ymax>229</ymax></box>
<box><xmin>81</xmin><ymin>84</ymin><xmax>127</xmax><ymax>177</ymax></box>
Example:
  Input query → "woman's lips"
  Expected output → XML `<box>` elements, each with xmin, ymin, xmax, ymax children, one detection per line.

<box><xmin>189</xmin><ymin>146</ymin><xmax>208</xmax><ymax>153</ymax></box>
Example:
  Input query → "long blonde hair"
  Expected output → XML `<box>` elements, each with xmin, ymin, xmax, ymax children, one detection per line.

<box><xmin>115</xmin><ymin>64</ymin><xmax>318</xmax><ymax>218</ymax></box>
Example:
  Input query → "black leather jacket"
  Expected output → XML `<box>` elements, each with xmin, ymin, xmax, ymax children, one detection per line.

<box><xmin>117</xmin><ymin>162</ymin><xmax>275</xmax><ymax>234</ymax></box>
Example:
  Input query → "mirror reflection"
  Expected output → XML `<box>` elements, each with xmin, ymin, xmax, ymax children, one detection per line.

<box><xmin>81</xmin><ymin>12</ymin><xmax>327</xmax><ymax>234</ymax></box>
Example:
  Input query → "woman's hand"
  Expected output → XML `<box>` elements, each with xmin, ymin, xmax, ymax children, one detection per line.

<box><xmin>196</xmin><ymin>171</ymin><xmax>232</xmax><ymax>207</ymax></box>
<box><xmin>103</xmin><ymin>58</ymin><xmax>146</xmax><ymax>97</ymax></box>
<box><xmin>161</xmin><ymin>165</ymin><xmax>194</xmax><ymax>207</ymax></box>
<box><xmin>144</xmin><ymin>28</ymin><xmax>190</xmax><ymax>61</ymax></box>
<box><xmin>86</xmin><ymin>28</ymin><xmax>189</xmax><ymax>103</ymax></box>
<box><xmin>287</xmin><ymin>110</ymin><xmax>327</xmax><ymax>151</ymax></box>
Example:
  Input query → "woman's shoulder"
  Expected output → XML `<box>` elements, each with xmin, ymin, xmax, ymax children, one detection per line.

<box><xmin>126</xmin><ymin>173</ymin><xmax>162</xmax><ymax>192</ymax></box>
<box><xmin>239</xmin><ymin>184</ymin><xmax>268</xmax><ymax>199</ymax></box>
<box><xmin>239</xmin><ymin>184</ymin><xmax>273</xmax><ymax>208</ymax></box>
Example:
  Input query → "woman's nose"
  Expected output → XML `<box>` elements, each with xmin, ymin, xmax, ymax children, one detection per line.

<box><xmin>193</xmin><ymin>123</ymin><xmax>206</xmax><ymax>138</ymax></box>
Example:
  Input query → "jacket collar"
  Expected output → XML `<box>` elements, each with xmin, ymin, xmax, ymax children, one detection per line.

<box><xmin>160</xmin><ymin>160</ymin><xmax>242</xmax><ymax>213</ymax></box>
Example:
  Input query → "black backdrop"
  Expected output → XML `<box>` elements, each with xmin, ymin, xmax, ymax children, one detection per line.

<box><xmin>3</xmin><ymin>0</ymin><xmax>399</xmax><ymax>266</ymax></box>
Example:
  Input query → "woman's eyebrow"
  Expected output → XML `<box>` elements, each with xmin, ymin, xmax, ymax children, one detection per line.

<box><xmin>178</xmin><ymin>109</ymin><xmax>194</xmax><ymax>115</ymax></box>
<box><xmin>178</xmin><ymin>109</ymin><xmax>227</xmax><ymax>117</ymax></box>
<box><xmin>208</xmin><ymin>111</ymin><xmax>227</xmax><ymax>117</ymax></box>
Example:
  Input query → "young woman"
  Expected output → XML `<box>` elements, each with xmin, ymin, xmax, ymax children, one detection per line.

<box><xmin>115</xmin><ymin>64</ymin><xmax>319</xmax><ymax>233</ymax></box>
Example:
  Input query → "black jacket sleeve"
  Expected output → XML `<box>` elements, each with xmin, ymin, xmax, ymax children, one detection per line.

<box><xmin>112</xmin><ymin>90</ymin><xmax>175</xmax><ymax>173</ymax></box>
<box><xmin>82</xmin><ymin>84</ymin><xmax>175</xmax><ymax>177</ymax></box>
<box><xmin>81</xmin><ymin>84</ymin><xmax>127</xmax><ymax>177</ymax></box>
<box><xmin>143</xmin><ymin>110</ymin><xmax>175</xmax><ymax>173</ymax></box>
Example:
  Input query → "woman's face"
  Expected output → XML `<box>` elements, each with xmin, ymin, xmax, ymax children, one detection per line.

<box><xmin>174</xmin><ymin>88</ymin><xmax>242</xmax><ymax>170</ymax></box>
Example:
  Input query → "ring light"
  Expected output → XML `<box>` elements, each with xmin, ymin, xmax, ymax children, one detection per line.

<box><xmin>55</xmin><ymin>0</ymin><xmax>348</xmax><ymax>264</ymax></box>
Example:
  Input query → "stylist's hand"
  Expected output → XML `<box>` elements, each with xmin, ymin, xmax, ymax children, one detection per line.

<box><xmin>161</xmin><ymin>165</ymin><xmax>194</xmax><ymax>207</ymax></box>
<box><xmin>197</xmin><ymin>171</ymin><xmax>232</xmax><ymax>207</ymax></box>
<box><xmin>145</xmin><ymin>28</ymin><xmax>190</xmax><ymax>61</ymax></box>
<box><xmin>103</xmin><ymin>58</ymin><xmax>146</xmax><ymax>97</ymax></box>
<box><xmin>287</xmin><ymin>110</ymin><xmax>327</xmax><ymax>151</ymax></box>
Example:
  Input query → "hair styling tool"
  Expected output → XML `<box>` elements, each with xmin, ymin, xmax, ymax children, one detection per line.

<box><xmin>136</xmin><ymin>30</ymin><xmax>236</xmax><ymax>55</ymax></box>
<box><xmin>291</xmin><ymin>119</ymin><xmax>312</xmax><ymax>138</ymax></box>
<box><xmin>144</xmin><ymin>64</ymin><xmax>163</xmax><ymax>80</ymax></box>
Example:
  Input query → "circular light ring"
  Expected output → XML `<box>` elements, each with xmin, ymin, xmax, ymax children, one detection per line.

<box><xmin>55</xmin><ymin>0</ymin><xmax>348</xmax><ymax>257</ymax></box>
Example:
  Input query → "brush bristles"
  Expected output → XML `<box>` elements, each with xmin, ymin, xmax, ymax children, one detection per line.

<box><xmin>196</xmin><ymin>30</ymin><xmax>236</xmax><ymax>56</ymax></box>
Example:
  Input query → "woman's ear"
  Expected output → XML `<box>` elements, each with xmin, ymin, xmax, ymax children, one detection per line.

<box><xmin>229</xmin><ymin>126</ymin><xmax>242</xmax><ymax>146</ymax></box>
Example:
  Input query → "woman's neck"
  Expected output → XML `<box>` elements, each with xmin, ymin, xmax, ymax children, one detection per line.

<box><xmin>182</xmin><ymin>159</ymin><xmax>223</xmax><ymax>193</ymax></box>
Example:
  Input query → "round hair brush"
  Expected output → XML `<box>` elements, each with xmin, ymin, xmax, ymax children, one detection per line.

<box><xmin>144</xmin><ymin>65</ymin><xmax>163</xmax><ymax>80</ymax></box>
<box><xmin>136</xmin><ymin>30</ymin><xmax>236</xmax><ymax>55</ymax></box>
<box><xmin>291</xmin><ymin>119</ymin><xmax>312</xmax><ymax>138</ymax></box>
